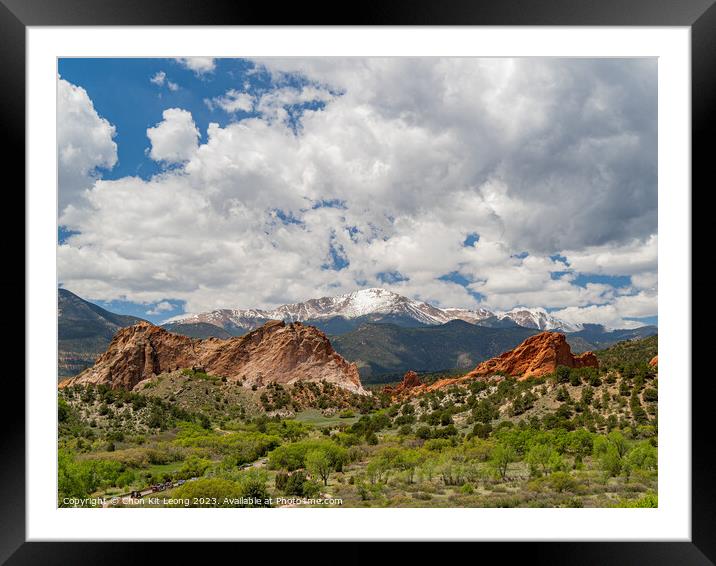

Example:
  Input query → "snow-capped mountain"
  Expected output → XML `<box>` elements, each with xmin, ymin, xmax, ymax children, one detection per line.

<box><xmin>272</xmin><ymin>288</ymin><xmax>452</xmax><ymax>325</ymax></box>
<box><xmin>165</xmin><ymin>288</ymin><xmax>579</xmax><ymax>334</ymax></box>
<box><xmin>166</xmin><ymin>288</ymin><xmax>467</xmax><ymax>330</ymax></box>
<box><xmin>496</xmin><ymin>307</ymin><xmax>582</xmax><ymax>332</ymax></box>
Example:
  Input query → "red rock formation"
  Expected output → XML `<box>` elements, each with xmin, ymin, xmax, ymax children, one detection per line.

<box><xmin>401</xmin><ymin>370</ymin><xmax>421</xmax><ymax>388</ymax></box>
<box><xmin>465</xmin><ymin>332</ymin><xmax>598</xmax><ymax>380</ymax></box>
<box><xmin>383</xmin><ymin>370</ymin><xmax>422</xmax><ymax>398</ymax></box>
<box><xmin>649</xmin><ymin>355</ymin><xmax>658</xmax><ymax>367</ymax></box>
<box><xmin>402</xmin><ymin>332</ymin><xmax>600</xmax><ymax>396</ymax></box>
<box><xmin>59</xmin><ymin>320</ymin><xmax>366</xmax><ymax>394</ymax></box>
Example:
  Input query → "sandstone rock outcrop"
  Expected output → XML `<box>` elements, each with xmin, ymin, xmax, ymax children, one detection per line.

<box><xmin>59</xmin><ymin>320</ymin><xmax>366</xmax><ymax>394</ymax></box>
<box><xmin>465</xmin><ymin>331</ymin><xmax>598</xmax><ymax>380</ymax></box>
<box><xmin>649</xmin><ymin>355</ymin><xmax>658</xmax><ymax>367</ymax></box>
<box><xmin>383</xmin><ymin>370</ymin><xmax>421</xmax><ymax>398</ymax></box>
<box><xmin>395</xmin><ymin>331</ymin><xmax>599</xmax><ymax>396</ymax></box>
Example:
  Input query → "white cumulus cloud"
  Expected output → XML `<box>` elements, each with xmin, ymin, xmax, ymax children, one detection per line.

<box><xmin>205</xmin><ymin>89</ymin><xmax>254</xmax><ymax>113</ymax></box>
<box><xmin>175</xmin><ymin>57</ymin><xmax>216</xmax><ymax>74</ymax></box>
<box><xmin>146</xmin><ymin>108</ymin><xmax>200</xmax><ymax>163</ymax></box>
<box><xmin>57</xmin><ymin>78</ymin><xmax>118</xmax><ymax>212</ymax></box>
<box><xmin>147</xmin><ymin>301</ymin><xmax>175</xmax><ymax>315</ymax></box>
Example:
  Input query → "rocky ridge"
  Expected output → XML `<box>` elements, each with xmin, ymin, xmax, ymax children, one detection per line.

<box><xmin>59</xmin><ymin>320</ymin><xmax>366</xmax><ymax>394</ymax></box>
<box><xmin>165</xmin><ymin>288</ymin><xmax>580</xmax><ymax>334</ymax></box>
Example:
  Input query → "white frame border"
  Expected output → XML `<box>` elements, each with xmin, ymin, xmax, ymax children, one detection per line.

<box><xmin>27</xmin><ymin>26</ymin><xmax>690</xmax><ymax>541</ymax></box>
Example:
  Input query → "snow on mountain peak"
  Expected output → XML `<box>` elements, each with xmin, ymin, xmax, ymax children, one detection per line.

<box><xmin>497</xmin><ymin>307</ymin><xmax>582</xmax><ymax>332</ymax></box>
<box><xmin>165</xmin><ymin>288</ymin><xmax>580</xmax><ymax>333</ymax></box>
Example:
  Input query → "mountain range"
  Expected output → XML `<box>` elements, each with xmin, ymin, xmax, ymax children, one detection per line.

<box><xmin>163</xmin><ymin>287</ymin><xmax>582</xmax><ymax>336</ymax></box>
<box><xmin>58</xmin><ymin>287</ymin><xmax>657</xmax><ymax>381</ymax></box>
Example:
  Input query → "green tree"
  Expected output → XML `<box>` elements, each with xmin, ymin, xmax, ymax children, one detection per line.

<box><xmin>306</xmin><ymin>449</ymin><xmax>333</xmax><ymax>486</ymax></box>
<box><xmin>607</xmin><ymin>431</ymin><xmax>629</xmax><ymax>458</ymax></box>
<box><xmin>580</xmin><ymin>386</ymin><xmax>594</xmax><ymax>406</ymax></box>
<box><xmin>600</xmin><ymin>445</ymin><xmax>623</xmax><ymax>477</ymax></box>
<box><xmin>58</xmin><ymin>397</ymin><xmax>70</xmax><ymax>423</ymax></box>
<box><xmin>526</xmin><ymin>444</ymin><xmax>562</xmax><ymax>477</ymax></box>
<box><xmin>489</xmin><ymin>443</ymin><xmax>516</xmax><ymax>481</ymax></box>
<box><xmin>626</xmin><ymin>442</ymin><xmax>657</xmax><ymax>472</ymax></box>
<box><xmin>568</xmin><ymin>429</ymin><xmax>594</xmax><ymax>460</ymax></box>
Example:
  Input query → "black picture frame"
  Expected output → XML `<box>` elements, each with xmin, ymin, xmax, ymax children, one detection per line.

<box><xmin>5</xmin><ymin>0</ymin><xmax>708</xmax><ymax>563</ymax></box>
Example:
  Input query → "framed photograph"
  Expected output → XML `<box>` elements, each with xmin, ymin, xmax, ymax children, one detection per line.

<box><xmin>8</xmin><ymin>0</ymin><xmax>708</xmax><ymax>562</ymax></box>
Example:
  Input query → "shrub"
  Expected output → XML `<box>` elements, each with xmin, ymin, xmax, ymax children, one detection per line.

<box><xmin>415</xmin><ymin>426</ymin><xmax>432</xmax><ymax>440</ymax></box>
<box><xmin>174</xmin><ymin>425</ymin><xmax>280</xmax><ymax>464</ymax></box>
<box><xmin>555</xmin><ymin>366</ymin><xmax>571</xmax><ymax>384</ymax></box>
<box><xmin>170</xmin><ymin>478</ymin><xmax>243</xmax><ymax>507</ymax></box>
<box><xmin>284</xmin><ymin>471</ymin><xmax>309</xmax><ymax>496</ymax></box>
<box><xmin>643</xmin><ymin>388</ymin><xmax>658</xmax><ymax>403</ymax></box>
<box><xmin>472</xmin><ymin>400</ymin><xmax>498</xmax><ymax>424</ymax></box>
<box><xmin>616</xmin><ymin>492</ymin><xmax>658</xmax><ymax>508</ymax></box>
<box><xmin>548</xmin><ymin>471</ymin><xmax>576</xmax><ymax>493</ymax></box>
<box><xmin>398</xmin><ymin>425</ymin><xmax>413</xmax><ymax>436</ymax></box>
<box><xmin>472</xmin><ymin>422</ymin><xmax>492</xmax><ymax>439</ymax></box>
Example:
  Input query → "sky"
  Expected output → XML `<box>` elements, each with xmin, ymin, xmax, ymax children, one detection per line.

<box><xmin>57</xmin><ymin>57</ymin><xmax>657</xmax><ymax>328</ymax></box>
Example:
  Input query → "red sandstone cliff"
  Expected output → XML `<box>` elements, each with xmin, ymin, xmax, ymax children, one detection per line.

<box><xmin>398</xmin><ymin>331</ymin><xmax>599</xmax><ymax>396</ymax></box>
<box><xmin>59</xmin><ymin>320</ymin><xmax>366</xmax><ymax>394</ymax></box>
<box><xmin>465</xmin><ymin>331</ymin><xmax>598</xmax><ymax>380</ymax></box>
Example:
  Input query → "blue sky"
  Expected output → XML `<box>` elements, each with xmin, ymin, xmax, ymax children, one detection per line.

<box><xmin>57</xmin><ymin>58</ymin><xmax>657</xmax><ymax>329</ymax></box>
<box><xmin>58</xmin><ymin>58</ymin><xmax>327</xmax><ymax>182</ymax></box>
